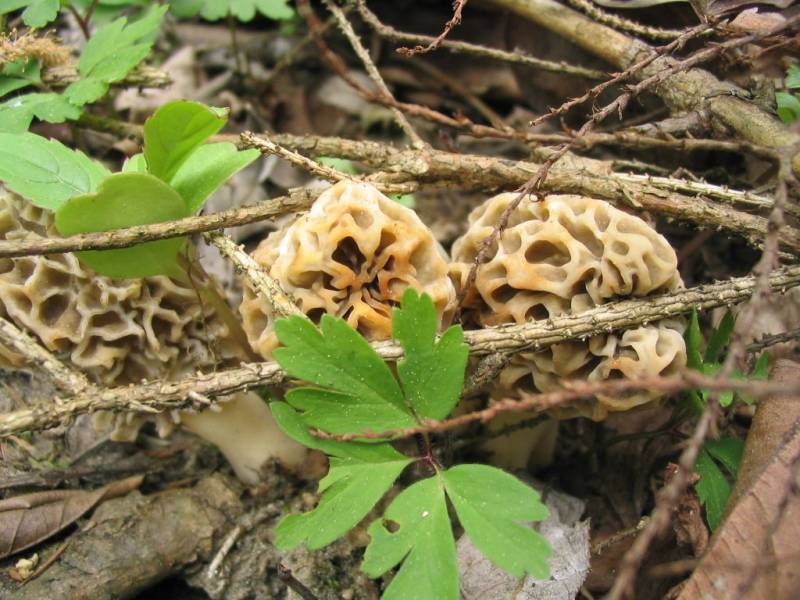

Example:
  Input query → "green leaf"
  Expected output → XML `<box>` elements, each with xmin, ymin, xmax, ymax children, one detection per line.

<box><xmin>0</xmin><ymin>77</ymin><xmax>33</xmax><ymax>98</ymax></box>
<box><xmin>190</xmin><ymin>0</ymin><xmax>294</xmax><ymax>21</ymax></box>
<box><xmin>0</xmin><ymin>1</ymin><xmax>29</xmax><ymax>16</ymax></box>
<box><xmin>786</xmin><ymin>64</ymin><xmax>800</xmax><ymax>90</ymax></box>
<box><xmin>21</xmin><ymin>0</ymin><xmax>59</xmax><ymax>27</ymax></box>
<box><xmin>275</xmin><ymin>451</ymin><xmax>411</xmax><ymax>550</ymax></box>
<box><xmin>270</xmin><ymin>402</ymin><xmax>412</xmax><ymax>550</ymax></box>
<box><xmin>121</xmin><ymin>152</ymin><xmax>147</xmax><ymax>173</ymax></box>
<box><xmin>55</xmin><ymin>172</ymin><xmax>189</xmax><ymax>278</ymax></box>
<box><xmin>170</xmin><ymin>142</ymin><xmax>259</xmax><ymax>213</ymax></box>
<box><xmin>704</xmin><ymin>438</ymin><xmax>744</xmax><ymax>478</ymax></box>
<box><xmin>705</xmin><ymin>310</ymin><xmax>735</xmax><ymax>364</ymax></box>
<box><xmin>2</xmin><ymin>58</ymin><xmax>42</xmax><ymax>82</ymax></box>
<box><xmin>270</xmin><ymin>401</ymin><xmax>402</xmax><ymax>460</ymax></box>
<box><xmin>685</xmin><ymin>307</ymin><xmax>704</xmax><ymax>371</ymax></box>
<box><xmin>392</xmin><ymin>288</ymin><xmax>468</xmax><ymax>420</ymax></box>
<box><xmin>777</xmin><ymin>91</ymin><xmax>800</xmax><ymax>124</ymax></box>
<box><xmin>362</xmin><ymin>475</ymin><xmax>458</xmax><ymax>600</ymax></box>
<box><xmin>168</xmin><ymin>0</ymin><xmax>204</xmax><ymax>18</ymax></box>
<box><xmin>0</xmin><ymin>92</ymin><xmax>81</xmax><ymax>133</ymax></box>
<box><xmin>751</xmin><ymin>352</ymin><xmax>769</xmax><ymax>380</ymax></box>
<box><xmin>694</xmin><ymin>448</ymin><xmax>731</xmax><ymax>530</ymax></box>
<box><xmin>274</xmin><ymin>315</ymin><xmax>416</xmax><ymax>435</ymax></box>
<box><xmin>143</xmin><ymin>100</ymin><xmax>228</xmax><ymax>183</ymax></box>
<box><xmin>0</xmin><ymin>132</ymin><xmax>110</xmax><ymax>209</ymax></box>
<box><xmin>316</xmin><ymin>156</ymin><xmax>358</xmax><ymax>174</ymax></box>
<box><xmin>0</xmin><ymin>59</ymin><xmax>42</xmax><ymax>98</ymax></box>
<box><xmin>442</xmin><ymin>464</ymin><xmax>551</xmax><ymax>579</ymax></box>
<box><xmin>64</xmin><ymin>5</ymin><xmax>167</xmax><ymax>105</ymax></box>
<box><xmin>390</xmin><ymin>193</ymin><xmax>415</xmax><ymax>209</ymax></box>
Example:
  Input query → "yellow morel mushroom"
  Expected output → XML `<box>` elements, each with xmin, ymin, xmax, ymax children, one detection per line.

<box><xmin>0</xmin><ymin>192</ymin><xmax>305</xmax><ymax>484</ymax></box>
<box><xmin>240</xmin><ymin>181</ymin><xmax>457</xmax><ymax>356</ymax></box>
<box><xmin>451</xmin><ymin>192</ymin><xmax>687</xmax><ymax>421</ymax></box>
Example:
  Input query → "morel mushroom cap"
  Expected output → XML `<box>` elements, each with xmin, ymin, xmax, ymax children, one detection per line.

<box><xmin>451</xmin><ymin>193</ymin><xmax>686</xmax><ymax>420</ymax></box>
<box><xmin>0</xmin><ymin>192</ymin><xmax>305</xmax><ymax>483</ymax></box>
<box><xmin>240</xmin><ymin>181</ymin><xmax>457</xmax><ymax>356</ymax></box>
<box><xmin>0</xmin><ymin>194</ymin><xmax>240</xmax><ymax>386</ymax></box>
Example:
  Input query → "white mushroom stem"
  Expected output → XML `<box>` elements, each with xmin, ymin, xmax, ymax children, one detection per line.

<box><xmin>179</xmin><ymin>391</ymin><xmax>307</xmax><ymax>485</ymax></box>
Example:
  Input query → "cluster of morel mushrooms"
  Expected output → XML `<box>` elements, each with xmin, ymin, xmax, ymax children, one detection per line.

<box><xmin>0</xmin><ymin>181</ymin><xmax>686</xmax><ymax>483</ymax></box>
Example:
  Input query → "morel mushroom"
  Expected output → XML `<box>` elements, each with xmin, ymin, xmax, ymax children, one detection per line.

<box><xmin>451</xmin><ymin>192</ymin><xmax>686</xmax><ymax>421</ymax></box>
<box><xmin>0</xmin><ymin>192</ymin><xmax>305</xmax><ymax>484</ymax></box>
<box><xmin>240</xmin><ymin>181</ymin><xmax>457</xmax><ymax>356</ymax></box>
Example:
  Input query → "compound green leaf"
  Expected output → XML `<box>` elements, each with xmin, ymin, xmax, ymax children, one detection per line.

<box><xmin>442</xmin><ymin>464</ymin><xmax>551</xmax><ymax>580</ymax></box>
<box><xmin>55</xmin><ymin>172</ymin><xmax>188</xmax><ymax>278</ymax></box>
<box><xmin>64</xmin><ymin>5</ymin><xmax>167</xmax><ymax>105</ymax></box>
<box><xmin>143</xmin><ymin>100</ymin><xmax>228</xmax><ymax>183</ymax></box>
<box><xmin>170</xmin><ymin>142</ymin><xmax>259</xmax><ymax>213</ymax></box>
<box><xmin>694</xmin><ymin>448</ymin><xmax>731</xmax><ymax>530</ymax></box>
<box><xmin>271</xmin><ymin>403</ymin><xmax>411</xmax><ymax>550</ymax></box>
<box><xmin>274</xmin><ymin>315</ymin><xmax>415</xmax><ymax>435</ymax></box>
<box><xmin>0</xmin><ymin>92</ymin><xmax>81</xmax><ymax>133</ymax></box>
<box><xmin>190</xmin><ymin>0</ymin><xmax>293</xmax><ymax>21</ymax></box>
<box><xmin>275</xmin><ymin>450</ymin><xmax>411</xmax><ymax>551</ymax></box>
<box><xmin>392</xmin><ymin>288</ymin><xmax>468</xmax><ymax>420</ymax></box>
<box><xmin>362</xmin><ymin>475</ymin><xmax>458</xmax><ymax>600</ymax></box>
<box><xmin>0</xmin><ymin>132</ymin><xmax>109</xmax><ymax>209</ymax></box>
<box><xmin>21</xmin><ymin>0</ymin><xmax>59</xmax><ymax>27</ymax></box>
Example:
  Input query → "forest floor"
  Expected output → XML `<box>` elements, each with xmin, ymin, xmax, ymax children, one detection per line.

<box><xmin>1</xmin><ymin>1</ymin><xmax>799</xmax><ymax>599</ymax></box>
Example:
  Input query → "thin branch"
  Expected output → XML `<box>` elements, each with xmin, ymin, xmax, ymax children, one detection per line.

<box><xmin>314</xmin><ymin>372</ymin><xmax>800</xmax><ymax>441</ymax></box>
<box><xmin>0</xmin><ymin>317</ymin><xmax>90</xmax><ymax>396</ymax></box>
<box><xmin>205</xmin><ymin>231</ymin><xmax>305</xmax><ymax>320</ymax></box>
<box><xmin>2</xmin><ymin>266</ymin><xmax>799</xmax><ymax>437</ymax></box>
<box><xmin>3</xmin><ymin>133</ymin><xmax>796</xmax><ymax>260</ymax></box>
<box><xmin>319</xmin><ymin>0</ymin><xmax>426</xmax><ymax>148</ymax></box>
<box><xmin>396</xmin><ymin>0</ymin><xmax>467</xmax><ymax>56</ymax></box>
<box><xmin>354</xmin><ymin>0</ymin><xmax>606</xmax><ymax>79</ymax></box>
<box><xmin>0</xmin><ymin>188</ymin><xmax>317</xmax><ymax>259</ymax></box>
<box><xmin>564</xmin><ymin>0</ymin><xmax>685</xmax><ymax>41</ymax></box>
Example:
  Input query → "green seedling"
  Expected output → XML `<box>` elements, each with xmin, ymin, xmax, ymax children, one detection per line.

<box><xmin>0</xmin><ymin>99</ymin><xmax>258</xmax><ymax>278</ymax></box>
<box><xmin>684</xmin><ymin>307</ymin><xmax>767</xmax><ymax>530</ymax></box>
<box><xmin>270</xmin><ymin>289</ymin><xmax>552</xmax><ymax>599</ymax></box>
<box><xmin>0</xmin><ymin>5</ymin><xmax>167</xmax><ymax>133</ymax></box>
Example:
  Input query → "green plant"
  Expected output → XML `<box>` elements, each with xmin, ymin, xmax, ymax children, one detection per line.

<box><xmin>776</xmin><ymin>64</ymin><xmax>800</xmax><ymax>124</ymax></box>
<box><xmin>683</xmin><ymin>308</ymin><xmax>767</xmax><ymax>530</ymax></box>
<box><xmin>0</xmin><ymin>99</ymin><xmax>258</xmax><ymax>278</ymax></box>
<box><xmin>269</xmin><ymin>288</ymin><xmax>552</xmax><ymax>599</ymax></box>
<box><xmin>168</xmin><ymin>0</ymin><xmax>293</xmax><ymax>22</ymax></box>
<box><xmin>0</xmin><ymin>5</ymin><xmax>167</xmax><ymax>133</ymax></box>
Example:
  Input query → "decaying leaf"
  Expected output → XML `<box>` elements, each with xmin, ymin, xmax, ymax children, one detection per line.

<box><xmin>0</xmin><ymin>474</ymin><xmax>143</xmax><ymax>560</ymax></box>
<box><xmin>678</xmin><ymin>393</ymin><xmax>800</xmax><ymax>597</ymax></box>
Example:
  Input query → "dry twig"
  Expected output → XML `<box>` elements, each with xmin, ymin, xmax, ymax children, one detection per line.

<box><xmin>3</xmin><ymin>266</ymin><xmax>800</xmax><ymax>438</ymax></box>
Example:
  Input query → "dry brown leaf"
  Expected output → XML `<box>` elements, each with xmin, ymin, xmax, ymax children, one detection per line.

<box><xmin>0</xmin><ymin>474</ymin><xmax>143</xmax><ymax>560</ymax></box>
<box><xmin>678</xmin><ymin>364</ymin><xmax>800</xmax><ymax>600</ymax></box>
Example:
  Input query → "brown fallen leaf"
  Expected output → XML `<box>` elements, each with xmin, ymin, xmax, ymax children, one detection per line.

<box><xmin>665</xmin><ymin>464</ymin><xmax>709</xmax><ymax>558</ymax></box>
<box><xmin>679</xmin><ymin>364</ymin><xmax>800</xmax><ymax>600</ymax></box>
<box><xmin>0</xmin><ymin>474</ymin><xmax>143</xmax><ymax>560</ymax></box>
